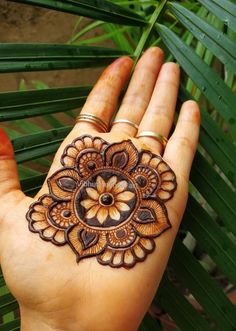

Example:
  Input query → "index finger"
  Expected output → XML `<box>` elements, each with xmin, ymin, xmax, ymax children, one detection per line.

<box><xmin>74</xmin><ymin>56</ymin><xmax>133</xmax><ymax>133</ymax></box>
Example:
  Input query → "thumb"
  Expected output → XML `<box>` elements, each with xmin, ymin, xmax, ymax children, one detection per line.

<box><xmin>0</xmin><ymin>128</ymin><xmax>21</xmax><ymax>200</ymax></box>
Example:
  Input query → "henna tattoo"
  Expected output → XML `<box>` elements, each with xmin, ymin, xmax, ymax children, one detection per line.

<box><xmin>26</xmin><ymin>135</ymin><xmax>177</xmax><ymax>268</ymax></box>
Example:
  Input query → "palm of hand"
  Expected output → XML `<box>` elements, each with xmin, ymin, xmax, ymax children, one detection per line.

<box><xmin>0</xmin><ymin>48</ymin><xmax>199</xmax><ymax>331</ymax></box>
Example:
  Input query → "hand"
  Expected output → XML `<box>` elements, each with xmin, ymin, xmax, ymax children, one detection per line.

<box><xmin>0</xmin><ymin>48</ymin><xmax>200</xmax><ymax>331</ymax></box>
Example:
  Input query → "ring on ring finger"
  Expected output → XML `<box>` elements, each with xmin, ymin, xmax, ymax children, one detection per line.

<box><xmin>136</xmin><ymin>131</ymin><xmax>168</xmax><ymax>149</ymax></box>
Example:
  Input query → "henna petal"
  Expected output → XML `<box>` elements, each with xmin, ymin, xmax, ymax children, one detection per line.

<box><xmin>48</xmin><ymin>169</ymin><xmax>80</xmax><ymax>200</ymax></box>
<box><xmin>97</xmin><ymin>207</ymin><xmax>108</xmax><ymax>224</ymax></box>
<box><xmin>135</xmin><ymin>208</ymin><xmax>155</xmax><ymax>224</ymax></box>
<box><xmin>31</xmin><ymin>212</ymin><xmax>45</xmax><ymax>221</ymax></box>
<box><xmin>83</xmin><ymin>136</ymin><xmax>93</xmax><ymax>148</ymax></box>
<box><xmin>132</xmin><ymin>244</ymin><xmax>145</xmax><ymax>259</ymax></box>
<box><xmin>80</xmin><ymin>199</ymin><xmax>97</xmax><ymax>210</ymax></box>
<box><xmin>124</xmin><ymin>250</ymin><xmax>135</xmax><ymax>266</ymax></box>
<box><xmin>86</xmin><ymin>205</ymin><xmax>100</xmax><ymax>219</ymax></box>
<box><xmin>98</xmin><ymin>250</ymin><xmax>113</xmax><ymax>263</ymax></box>
<box><xmin>43</xmin><ymin>227</ymin><xmax>57</xmax><ymax>238</ymax></box>
<box><xmin>157</xmin><ymin>189</ymin><xmax>173</xmax><ymax>201</ymax></box>
<box><xmin>149</xmin><ymin>157</ymin><xmax>161</xmax><ymax>168</ymax></box>
<box><xmin>112</xmin><ymin>252</ymin><xmax>123</xmax><ymax>266</ymax></box>
<box><xmin>115</xmin><ymin>201</ymin><xmax>130</xmax><ymax>212</ymax></box>
<box><xmin>54</xmin><ymin>231</ymin><xmax>66</xmax><ymax>244</ymax></box>
<box><xmin>140</xmin><ymin>151</ymin><xmax>152</xmax><ymax>165</ymax></box>
<box><xmin>157</xmin><ymin>161</ymin><xmax>170</xmax><ymax>173</ymax></box>
<box><xmin>133</xmin><ymin>238</ymin><xmax>155</xmax><ymax>258</ymax></box>
<box><xmin>106</xmin><ymin>176</ymin><xmax>117</xmax><ymax>192</ymax></box>
<box><xmin>93</xmin><ymin>137</ymin><xmax>107</xmax><ymax>151</ymax></box>
<box><xmin>74</xmin><ymin>139</ymin><xmax>84</xmax><ymax>151</ymax></box>
<box><xmin>109</xmin><ymin>206</ymin><xmax>120</xmax><ymax>221</ymax></box>
<box><xmin>62</xmin><ymin>156</ymin><xmax>75</xmax><ymax>167</ymax></box>
<box><xmin>32</xmin><ymin>221</ymin><xmax>49</xmax><ymax>231</ymax></box>
<box><xmin>111</xmin><ymin>180</ymin><xmax>128</xmax><ymax>194</ymax></box>
<box><xmin>104</xmin><ymin>140</ymin><xmax>138</xmax><ymax>172</ymax></box>
<box><xmin>34</xmin><ymin>204</ymin><xmax>47</xmax><ymax>213</ymax></box>
<box><xmin>66</xmin><ymin>146</ymin><xmax>78</xmax><ymax>158</ymax></box>
<box><xmin>86</xmin><ymin>188</ymin><xmax>99</xmax><ymax>200</ymax></box>
<box><xmin>67</xmin><ymin>225</ymin><xmax>106</xmax><ymax>260</ymax></box>
<box><xmin>133</xmin><ymin>199</ymin><xmax>170</xmax><ymax>237</ymax></box>
<box><xmin>116</xmin><ymin>191</ymin><xmax>135</xmax><ymax>201</ymax></box>
<box><xmin>96</xmin><ymin>176</ymin><xmax>106</xmax><ymax>194</ymax></box>
<box><xmin>78</xmin><ymin>229</ymin><xmax>99</xmax><ymax>249</ymax></box>
<box><xmin>161</xmin><ymin>171</ymin><xmax>176</xmax><ymax>181</ymax></box>
<box><xmin>161</xmin><ymin>181</ymin><xmax>176</xmax><ymax>191</ymax></box>
<box><xmin>41</xmin><ymin>196</ymin><xmax>54</xmax><ymax>206</ymax></box>
<box><xmin>139</xmin><ymin>238</ymin><xmax>155</xmax><ymax>251</ymax></box>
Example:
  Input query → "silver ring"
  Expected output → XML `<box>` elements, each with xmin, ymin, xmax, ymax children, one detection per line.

<box><xmin>76</xmin><ymin>113</ymin><xmax>108</xmax><ymax>133</ymax></box>
<box><xmin>136</xmin><ymin>131</ymin><xmax>168</xmax><ymax>148</ymax></box>
<box><xmin>111</xmin><ymin>119</ymin><xmax>139</xmax><ymax>130</ymax></box>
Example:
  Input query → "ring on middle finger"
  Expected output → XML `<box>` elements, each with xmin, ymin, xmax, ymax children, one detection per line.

<box><xmin>111</xmin><ymin>119</ymin><xmax>139</xmax><ymax>131</ymax></box>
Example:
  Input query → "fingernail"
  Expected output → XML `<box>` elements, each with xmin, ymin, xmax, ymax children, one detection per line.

<box><xmin>0</xmin><ymin>128</ymin><xmax>14</xmax><ymax>159</ymax></box>
<box><xmin>182</xmin><ymin>101</ymin><xmax>200</xmax><ymax>124</ymax></box>
<box><xmin>111</xmin><ymin>56</ymin><xmax>133</xmax><ymax>68</ymax></box>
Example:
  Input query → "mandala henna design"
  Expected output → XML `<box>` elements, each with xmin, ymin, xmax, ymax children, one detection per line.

<box><xmin>26</xmin><ymin>135</ymin><xmax>177</xmax><ymax>268</ymax></box>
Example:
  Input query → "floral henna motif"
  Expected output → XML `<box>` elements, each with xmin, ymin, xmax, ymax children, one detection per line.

<box><xmin>26</xmin><ymin>135</ymin><xmax>177</xmax><ymax>268</ymax></box>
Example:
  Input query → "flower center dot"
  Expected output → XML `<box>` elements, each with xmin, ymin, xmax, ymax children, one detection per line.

<box><xmin>136</xmin><ymin>175</ymin><xmax>147</xmax><ymax>187</ymax></box>
<box><xmin>100</xmin><ymin>193</ymin><xmax>114</xmax><ymax>206</ymax></box>
<box><xmin>87</xmin><ymin>161</ymin><xmax>96</xmax><ymax>170</ymax></box>
<box><xmin>63</xmin><ymin>210</ymin><xmax>71</xmax><ymax>218</ymax></box>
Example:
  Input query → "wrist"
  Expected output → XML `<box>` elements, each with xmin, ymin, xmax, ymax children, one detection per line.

<box><xmin>20</xmin><ymin>308</ymin><xmax>58</xmax><ymax>331</ymax></box>
<box><xmin>19</xmin><ymin>299</ymin><xmax>140</xmax><ymax>331</ymax></box>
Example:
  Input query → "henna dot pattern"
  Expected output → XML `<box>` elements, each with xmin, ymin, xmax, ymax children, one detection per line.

<box><xmin>26</xmin><ymin>135</ymin><xmax>177</xmax><ymax>268</ymax></box>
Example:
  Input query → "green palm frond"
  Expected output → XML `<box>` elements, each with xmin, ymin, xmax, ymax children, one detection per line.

<box><xmin>1</xmin><ymin>0</ymin><xmax>236</xmax><ymax>330</ymax></box>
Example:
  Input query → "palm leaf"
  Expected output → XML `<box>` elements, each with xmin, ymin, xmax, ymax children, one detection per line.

<box><xmin>0</xmin><ymin>44</ymin><xmax>128</xmax><ymax>73</ymax></box>
<box><xmin>170</xmin><ymin>239</ymin><xmax>236</xmax><ymax>330</ymax></box>
<box><xmin>13</xmin><ymin>127</ymin><xmax>71</xmax><ymax>163</ymax></box>
<box><xmin>156</xmin><ymin>273</ymin><xmax>211</xmax><ymax>331</ymax></box>
<box><xmin>9</xmin><ymin>0</ymin><xmax>146</xmax><ymax>26</ymax></box>
<box><xmin>156</xmin><ymin>23</ymin><xmax>236</xmax><ymax>136</ymax></box>
<box><xmin>197</xmin><ymin>0</ymin><xmax>236</xmax><ymax>32</ymax></box>
<box><xmin>184</xmin><ymin>196</ymin><xmax>236</xmax><ymax>286</ymax></box>
<box><xmin>0</xmin><ymin>87</ymin><xmax>91</xmax><ymax>121</ymax></box>
<box><xmin>169</xmin><ymin>2</ymin><xmax>236</xmax><ymax>73</ymax></box>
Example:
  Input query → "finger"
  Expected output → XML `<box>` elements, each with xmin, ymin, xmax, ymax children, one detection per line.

<box><xmin>74</xmin><ymin>56</ymin><xmax>133</xmax><ymax>133</ymax></box>
<box><xmin>0</xmin><ymin>128</ymin><xmax>23</xmax><ymax>206</ymax></box>
<box><xmin>137</xmin><ymin>63</ymin><xmax>180</xmax><ymax>153</ymax></box>
<box><xmin>111</xmin><ymin>47</ymin><xmax>164</xmax><ymax>136</ymax></box>
<box><xmin>163</xmin><ymin>100</ymin><xmax>200</xmax><ymax>182</ymax></box>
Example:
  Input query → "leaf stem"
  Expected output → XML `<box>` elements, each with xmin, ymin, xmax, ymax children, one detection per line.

<box><xmin>133</xmin><ymin>0</ymin><xmax>167</xmax><ymax>63</ymax></box>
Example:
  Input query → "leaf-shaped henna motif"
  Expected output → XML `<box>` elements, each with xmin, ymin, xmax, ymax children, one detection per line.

<box><xmin>26</xmin><ymin>135</ymin><xmax>177</xmax><ymax>268</ymax></box>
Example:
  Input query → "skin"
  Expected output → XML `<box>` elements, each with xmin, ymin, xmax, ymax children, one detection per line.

<box><xmin>0</xmin><ymin>47</ymin><xmax>200</xmax><ymax>331</ymax></box>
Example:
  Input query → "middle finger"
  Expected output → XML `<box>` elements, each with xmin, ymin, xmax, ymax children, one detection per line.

<box><xmin>111</xmin><ymin>47</ymin><xmax>164</xmax><ymax>136</ymax></box>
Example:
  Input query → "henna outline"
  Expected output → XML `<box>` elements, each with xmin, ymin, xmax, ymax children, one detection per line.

<box><xmin>26</xmin><ymin>135</ymin><xmax>177</xmax><ymax>269</ymax></box>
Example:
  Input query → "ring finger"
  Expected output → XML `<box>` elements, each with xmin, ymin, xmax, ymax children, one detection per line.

<box><xmin>137</xmin><ymin>63</ymin><xmax>180</xmax><ymax>154</ymax></box>
<box><xmin>111</xmin><ymin>47</ymin><xmax>164</xmax><ymax>136</ymax></box>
